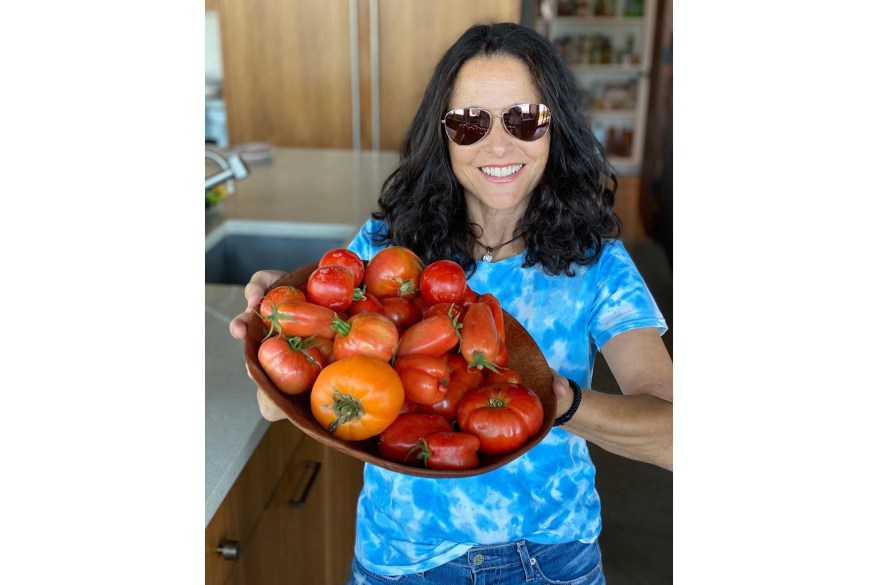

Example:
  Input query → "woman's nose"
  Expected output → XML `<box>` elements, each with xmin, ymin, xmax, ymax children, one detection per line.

<box><xmin>481</xmin><ymin>117</ymin><xmax>513</xmax><ymax>152</ymax></box>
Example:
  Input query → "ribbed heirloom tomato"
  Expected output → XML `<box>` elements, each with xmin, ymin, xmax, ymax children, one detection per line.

<box><xmin>257</xmin><ymin>334</ymin><xmax>325</xmax><ymax>395</ymax></box>
<box><xmin>310</xmin><ymin>355</ymin><xmax>405</xmax><ymax>441</ymax></box>
<box><xmin>457</xmin><ymin>383</ymin><xmax>544</xmax><ymax>455</ymax></box>
<box><xmin>363</xmin><ymin>246</ymin><xmax>424</xmax><ymax>300</ymax></box>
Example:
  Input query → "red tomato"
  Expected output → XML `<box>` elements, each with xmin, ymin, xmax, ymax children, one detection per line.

<box><xmin>307</xmin><ymin>265</ymin><xmax>356</xmax><ymax>312</ymax></box>
<box><xmin>496</xmin><ymin>340</ymin><xmax>509</xmax><ymax>368</ymax></box>
<box><xmin>457</xmin><ymin>383</ymin><xmax>544</xmax><ymax>454</ymax></box>
<box><xmin>461</xmin><ymin>286</ymin><xmax>478</xmax><ymax>305</ymax></box>
<box><xmin>484</xmin><ymin>366</ymin><xmax>522</xmax><ymax>385</ymax></box>
<box><xmin>411</xmin><ymin>295</ymin><xmax>431</xmax><ymax>316</ymax></box>
<box><xmin>257</xmin><ymin>334</ymin><xmax>325</xmax><ymax>395</ymax></box>
<box><xmin>331</xmin><ymin>312</ymin><xmax>399</xmax><ymax>362</ymax></box>
<box><xmin>380</xmin><ymin>296</ymin><xmax>422</xmax><ymax>332</ymax></box>
<box><xmin>268</xmin><ymin>301</ymin><xmax>337</xmax><ymax>339</ymax></box>
<box><xmin>422</xmin><ymin>302</ymin><xmax>467</xmax><ymax>323</ymax></box>
<box><xmin>258</xmin><ymin>286</ymin><xmax>307</xmax><ymax>329</ymax></box>
<box><xmin>363</xmin><ymin>246</ymin><xmax>424</xmax><ymax>300</ymax></box>
<box><xmin>376</xmin><ymin>413</ymin><xmax>453</xmax><ymax>464</ymax></box>
<box><xmin>393</xmin><ymin>354</ymin><xmax>450</xmax><ymax>405</ymax></box>
<box><xmin>445</xmin><ymin>353</ymin><xmax>485</xmax><ymax>390</ymax></box>
<box><xmin>398</xmin><ymin>398</ymin><xmax>419</xmax><ymax>415</ymax></box>
<box><xmin>395</xmin><ymin>314</ymin><xmax>461</xmax><ymax>358</ymax></box>
<box><xmin>416</xmin><ymin>379</ymin><xmax>471</xmax><ymax>422</ymax></box>
<box><xmin>318</xmin><ymin>248</ymin><xmax>364</xmax><ymax>286</ymax></box>
<box><xmin>477</xmin><ymin>292</ymin><xmax>506</xmax><ymax>344</ymax></box>
<box><xmin>310</xmin><ymin>356</ymin><xmax>405</xmax><ymax>441</ymax></box>
<box><xmin>348</xmin><ymin>291</ymin><xmax>386</xmax><ymax>316</ymax></box>
<box><xmin>409</xmin><ymin>432</ymin><xmax>481</xmax><ymax>470</ymax></box>
<box><xmin>419</xmin><ymin>260</ymin><xmax>468</xmax><ymax>305</ymax></box>
<box><xmin>459</xmin><ymin>302</ymin><xmax>502</xmax><ymax>372</ymax></box>
<box><xmin>306</xmin><ymin>335</ymin><xmax>335</xmax><ymax>363</ymax></box>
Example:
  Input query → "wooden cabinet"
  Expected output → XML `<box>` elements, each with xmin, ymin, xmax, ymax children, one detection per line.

<box><xmin>215</xmin><ymin>0</ymin><xmax>522</xmax><ymax>150</ymax></box>
<box><xmin>206</xmin><ymin>422</ymin><xmax>364</xmax><ymax>585</ymax></box>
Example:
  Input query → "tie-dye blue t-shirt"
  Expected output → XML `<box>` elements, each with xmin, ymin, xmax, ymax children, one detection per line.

<box><xmin>347</xmin><ymin>219</ymin><xmax>667</xmax><ymax>575</ymax></box>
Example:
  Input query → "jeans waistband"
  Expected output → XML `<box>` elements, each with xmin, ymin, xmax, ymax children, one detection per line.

<box><xmin>448</xmin><ymin>540</ymin><xmax>550</xmax><ymax>578</ymax></box>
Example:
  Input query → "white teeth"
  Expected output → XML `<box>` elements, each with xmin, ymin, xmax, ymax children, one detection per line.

<box><xmin>481</xmin><ymin>164</ymin><xmax>523</xmax><ymax>178</ymax></box>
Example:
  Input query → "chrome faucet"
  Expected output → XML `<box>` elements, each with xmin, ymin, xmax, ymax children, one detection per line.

<box><xmin>205</xmin><ymin>148</ymin><xmax>249</xmax><ymax>195</ymax></box>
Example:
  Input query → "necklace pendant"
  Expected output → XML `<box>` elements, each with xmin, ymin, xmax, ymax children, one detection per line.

<box><xmin>482</xmin><ymin>252</ymin><xmax>493</xmax><ymax>262</ymax></box>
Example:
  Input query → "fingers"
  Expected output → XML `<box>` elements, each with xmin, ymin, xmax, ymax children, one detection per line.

<box><xmin>256</xmin><ymin>387</ymin><xmax>288</xmax><ymax>422</ymax></box>
<box><xmin>244</xmin><ymin>270</ymin><xmax>286</xmax><ymax>308</ymax></box>
<box><xmin>229</xmin><ymin>308</ymin><xmax>254</xmax><ymax>340</ymax></box>
<box><xmin>228</xmin><ymin>270</ymin><xmax>286</xmax><ymax>340</ymax></box>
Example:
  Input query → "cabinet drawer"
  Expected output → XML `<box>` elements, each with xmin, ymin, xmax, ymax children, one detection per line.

<box><xmin>206</xmin><ymin>422</ymin><xmax>305</xmax><ymax>585</ymax></box>
<box><xmin>223</xmin><ymin>439</ymin><xmax>365</xmax><ymax>585</ymax></box>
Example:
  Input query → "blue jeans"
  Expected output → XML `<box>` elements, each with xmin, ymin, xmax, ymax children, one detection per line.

<box><xmin>349</xmin><ymin>539</ymin><xmax>605</xmax><ymax>585</ymax></box>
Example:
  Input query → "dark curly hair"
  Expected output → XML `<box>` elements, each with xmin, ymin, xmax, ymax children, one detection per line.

<box><xmin>369</xmin><ymin>22</ymin><xmax>620</xmax><ymax>276</ymax></box>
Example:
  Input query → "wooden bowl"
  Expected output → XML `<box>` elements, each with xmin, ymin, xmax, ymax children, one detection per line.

<box><xmin>244</xmin><ymin>262</ymin><xmax>556</xmax><ymax>478</ymax></box>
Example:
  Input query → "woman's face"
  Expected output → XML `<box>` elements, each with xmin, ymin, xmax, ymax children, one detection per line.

<box><xmin>446</xmin><ymin>55</ymin><xmax>550</xmax><ymax>218</ymax></box>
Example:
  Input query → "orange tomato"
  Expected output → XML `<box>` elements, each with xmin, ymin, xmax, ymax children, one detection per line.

<box><xmin>310</xmin><ymin>355</ymin><xmax>405</xmax><ymax>441</ymax></box>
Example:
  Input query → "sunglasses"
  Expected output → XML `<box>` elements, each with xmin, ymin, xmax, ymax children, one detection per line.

<box><xmin>441</xmin><ymin>103</ymin><xmax>551</xmax><ymax>146</ymax></box>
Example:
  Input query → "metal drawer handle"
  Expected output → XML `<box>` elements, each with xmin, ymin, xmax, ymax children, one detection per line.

<box><xmin>288</xmin><ymin>460</ymin><xmax>321</xmax><ymax>508</ymax></box>
<box><xmin>216</xmin><ymin>539</ymin><xmax>240</xmax><ymax>561</ymax></box>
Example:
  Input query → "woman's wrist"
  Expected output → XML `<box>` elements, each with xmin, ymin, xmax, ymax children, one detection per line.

<box><xmin>553</xmin><ymin>378</ymin><xmax>582</xmax><ymax>427</ymax></box>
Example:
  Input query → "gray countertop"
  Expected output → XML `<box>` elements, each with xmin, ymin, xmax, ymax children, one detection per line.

<box><xmin>204</xmin><ymin>147</ymin><xmax>399</xmax><ymax>526</ymax></box>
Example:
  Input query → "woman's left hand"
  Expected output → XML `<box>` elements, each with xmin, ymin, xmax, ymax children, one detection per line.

<box><xmin>550</xmin><ymin>369</ymin><xmax>574</xmax><ymax>420</ymax></box>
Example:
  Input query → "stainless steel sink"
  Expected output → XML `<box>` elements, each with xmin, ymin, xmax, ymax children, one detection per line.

<box><xmin>205</xmin><ymin>220</ymin><xmax>356</xmax><ymax>285</ymax></box>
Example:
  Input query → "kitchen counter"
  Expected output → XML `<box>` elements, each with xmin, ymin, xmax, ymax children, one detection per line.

<box><xmin>205</xmin><ymin>147</ymin><xmax>400</xmax><ymax>526</ymax></box>
<box><xmin>205</xmin><ymin>146</ymin><xmax>400</xmax><ymax>235</ymax></box>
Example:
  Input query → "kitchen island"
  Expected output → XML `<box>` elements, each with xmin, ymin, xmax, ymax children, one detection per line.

<box><xmin>204</xmin><ymin>147</ymin><xmax>400</xmax><ymax>526</ymax></box>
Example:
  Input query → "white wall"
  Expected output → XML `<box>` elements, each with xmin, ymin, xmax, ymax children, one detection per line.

<box><xmin>205</xmin><ymin>10</ymin><xmax>223</xmax><ymax>83</ymax></box>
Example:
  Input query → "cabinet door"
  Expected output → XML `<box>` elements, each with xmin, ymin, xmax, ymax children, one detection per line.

<box><xmin>218</xmin><ymin>0</ymin><xmax>355</xmax><ymax>148</ymax></box>
<box><xmin>216</xmin><ymin>0</ymin><xmax>521</xmax><ymax>150</ymax></box>
<box><xmin>205</xmin><ymin>422</ymin><xmax>305</xmax><ymax>585</ymax></box>
<box><xmin>375</xmin><ymin>0</ymin><xmax>522</xmax><ymax>151</ymax></box>
<box><xmin>224</xmin><ymin>437</ymin><xmax>364</xmax><ymax>585</ymax></box>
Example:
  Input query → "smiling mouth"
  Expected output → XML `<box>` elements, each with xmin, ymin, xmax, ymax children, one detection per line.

<box><xmin>480</xmin><ymin>164</ymin><xmax>523</xmax><ymax>178</ymax></box>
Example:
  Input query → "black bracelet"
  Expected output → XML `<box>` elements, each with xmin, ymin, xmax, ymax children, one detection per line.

<box><xmin>553</xmin><ymin>378</ymin><xmax>582</xmax><ymax>427</ymax></box>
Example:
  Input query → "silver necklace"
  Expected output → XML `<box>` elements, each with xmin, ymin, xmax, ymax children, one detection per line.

<box><xmin>474</xmin><ymin>233</ymin><xmax>524</xmax><ymax>262</ymax></box>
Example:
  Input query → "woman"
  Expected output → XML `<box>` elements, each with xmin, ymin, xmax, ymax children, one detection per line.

<box><xmin>230</xmin><ymin>23</ymin><xmax>672</xmax><ymax>584</ymax></box>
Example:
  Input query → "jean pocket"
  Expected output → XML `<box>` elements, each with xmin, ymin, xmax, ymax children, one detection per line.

<box><xmin>530</xmin><ymin>540</ymin><xmax>605</xmax><ymax>585</ymax></box>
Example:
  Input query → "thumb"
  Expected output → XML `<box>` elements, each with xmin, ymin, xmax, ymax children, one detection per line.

<box><xmin>549</xmin><ymin>368</ymin><xmax>573</xmax><ymax>419</ymax></box>
<box><xmin>549</xmin><ymin>368</ymin><xmax>568</xmax><ymax>399</ymax></box>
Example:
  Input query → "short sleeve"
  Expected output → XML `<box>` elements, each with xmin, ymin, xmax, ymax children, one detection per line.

<box><xmin>588</xmin><ymin>241</ymin><xmax>667</xmax><ymax>350</ymax></box>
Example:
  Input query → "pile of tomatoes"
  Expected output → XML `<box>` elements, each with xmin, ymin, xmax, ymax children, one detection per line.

<box><xmin>255</xmin><ymin>245</ymin><xmax>544</xmax><ymax>471</ymax></box>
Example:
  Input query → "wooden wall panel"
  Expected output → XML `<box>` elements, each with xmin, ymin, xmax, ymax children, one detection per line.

<box><xmin>218</xmin><ymin>0</ymin><xmax>354</xmax><ymax>148</ymax></box>
<box><xmin>376</xmin><ymin>0</ymin><xmax>522</xmax><ymax>151</ymax></box>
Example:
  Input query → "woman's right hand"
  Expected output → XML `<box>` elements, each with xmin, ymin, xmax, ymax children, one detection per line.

<box><xmin>228</xmin><ymin>269</ymin><xmax>286</xmax><ymax>339</ymax></box>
